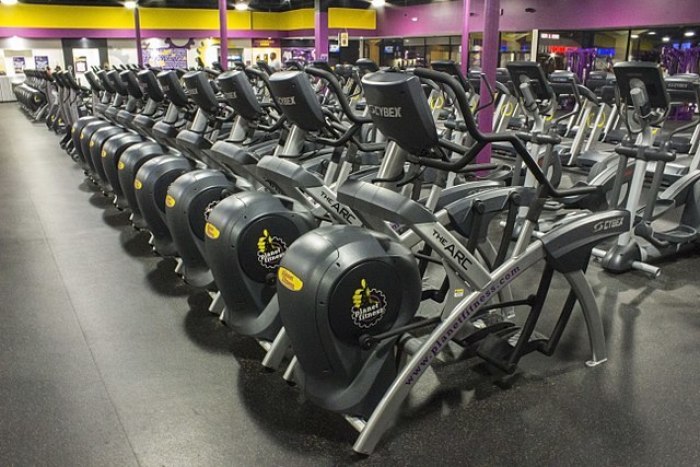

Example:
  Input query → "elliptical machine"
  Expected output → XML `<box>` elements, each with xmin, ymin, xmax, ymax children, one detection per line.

<box><xmin>163</xmin><ymin>69</ymin><xmax>284</xmax><ymax>288</ymax></box>
<box><xmin>202</xmin><ymin>65</ymin><xmax>378</xmax><ymax>343</ymax></box>
<box><xmin>117</xmin><ymin>70</ymin><xmax>191</xmax><ymax>229</ymax></box>
<box><xmin>275</xmin><ymin>67</ymin><xmax>628</xmax><ymax>454</ymax></box>
<box><xmin>595</xmin><ymin>62</ymin><xmax>700</xmax><ymax>276</ymax></box>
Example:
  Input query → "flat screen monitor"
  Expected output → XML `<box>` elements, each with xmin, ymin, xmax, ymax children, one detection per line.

<box><xmin>613</xmin><ymin>61</ymin><xmax>669</xmax><ymax>109</ymax></box>
<box><xmin>506</xmin><ymin>61</ymin><xmax>552</xmax><ymax>101</ymax></box>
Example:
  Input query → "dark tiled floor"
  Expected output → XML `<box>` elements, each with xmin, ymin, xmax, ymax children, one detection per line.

<box><xmin>1</xmin><ymin>103</ymin><xmax>699</xmax><ymax>466</ymax></box>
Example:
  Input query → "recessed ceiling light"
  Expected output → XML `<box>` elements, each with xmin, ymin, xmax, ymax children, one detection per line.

<box><xmin>371</xmin><ymin>0</ymin><xmax>386</xmax><ymax>7</ymax></box>
<box><xmin>1</xmin><ymin>0</ymin><xmax>18</xmax><ymax>5</ymax></box>
<box><xmin>647</xmin><ymin>31</ymin><xmax>656</xmax><ymax>35</ymax></box>
<box><xmin>124</xmin><ymin>0</ymin><xmax>137</xmax><ymax>9</ymax></box>
<box><xmin>234</xmin><ymin>1</ymin><xmax>248</xmax><ymax>10</ymax></box>
<box><xmin>411</xmin><ymin>16</ymin><xmax>418</xmax><ymax>22</ymax></box>
<box><xmin>662</xmin><ymin>36</ymin><xmax>671</xmax><ymax>42</ymax></box>
<box><xmin>631</xmin><ymin>34</ymin><xmax>639</xmax><ymax>39</ymax></box>
<box><xmin>684</xmin><ymin>31</ymin><xmax>695</xmax><ymax>37</ymax></box>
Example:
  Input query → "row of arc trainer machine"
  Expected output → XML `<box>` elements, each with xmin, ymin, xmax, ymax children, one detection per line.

<box><xmin>19</xmin><ymin>57</ymin><xmax>690</xmax><ymax>455</ymax></box>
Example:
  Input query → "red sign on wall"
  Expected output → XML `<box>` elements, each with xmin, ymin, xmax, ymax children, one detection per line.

<box><xmin>548</xmin><ymin>46</ymin><xmax>577</xmax><ymax>54</ymax></box>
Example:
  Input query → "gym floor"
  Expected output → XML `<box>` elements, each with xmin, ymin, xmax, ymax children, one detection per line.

<box><xmin>1</xmin><ymin>103</ymin><xmax>699</xmax><ymax>466</ymax></box>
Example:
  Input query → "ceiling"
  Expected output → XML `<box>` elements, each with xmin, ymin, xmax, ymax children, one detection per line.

<box><xmin>17</xmin><ymin>0</ymin><xmax>448</xmax><ymax>12</ymax></box>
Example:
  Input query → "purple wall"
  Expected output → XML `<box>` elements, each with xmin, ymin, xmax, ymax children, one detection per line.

<box><xmin>376</xmin><ymin>0</ymin><xmax>700</xmax><ymax>37</ymax></box>
<box><xmin>4</xmin><ymin>0</ymin><xmax>700</xmax><ymax>41</ymax></box>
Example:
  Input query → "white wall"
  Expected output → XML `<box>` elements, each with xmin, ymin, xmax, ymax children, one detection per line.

<box><xmin>107</xmin><ymin>39</ymin><xmax>138</xmax><ymax>67</ymax></box>
<box><xmin>0</xmin><ymin>38</ymin><xmax>65</xmax><ymax>76</ymax></box>
<box><xmin>108</xmin><ymin>38</ymin><xmax>202</xmax><ymax>69</ymax></box>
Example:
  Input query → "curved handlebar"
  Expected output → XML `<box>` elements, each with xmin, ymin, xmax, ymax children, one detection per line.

<box><xmin>615</xmin><ymin>145</ymin><xmax>676</xmax><ymax>163</ymax></box>
<box><xmin>412</xmin><ymin>67</ymin><xmax>600</xmax><ymax>199</ymax></box>
<box><xmin>243</xmin><ymin>66</ymin><xmax>279</xmax><ymax>111</ymax></box>
<box><xmin>305</xmin><ymin>66</ymin><xmax>372</xmax><ymax>125</ymax></box>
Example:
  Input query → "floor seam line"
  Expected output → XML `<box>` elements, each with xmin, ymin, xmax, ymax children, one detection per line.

<box><xmin>23</xmin><ymin>141</ymin><xmax>144</xmax><ymax>467</ymax></box>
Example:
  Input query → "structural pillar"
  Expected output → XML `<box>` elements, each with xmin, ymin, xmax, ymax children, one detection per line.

<box><xmin>460</xmin><ymin>0</ymin><xmax>471</xmax><ymax>76</ymax></box>
<box><xmin>314</xmin><ymin>0</ymin><xmax>329</xmax><ymax>61</ymax></box>
<box><xmin>476</xmin><ymin>0</ymin><xmax>501</xmax><ymax>163</ymax></box>
<box><xmin>531</xmin><ymin>29</ymin><xmax>539</xmax><ymax>62</ymax></box>
<box><xmin>219</xmin><ymin>0</ymin><xmax>228</xmax><ymax>70</ymax></box>
<box><xmin>134</xmin><ymin>6</ymin><xmax>143</xmax><ymax>67</ymax></box>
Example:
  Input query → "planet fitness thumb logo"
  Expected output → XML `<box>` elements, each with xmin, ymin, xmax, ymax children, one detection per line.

<box><xmin>351</xmin><ymin>279</ymin><xmax>387</xmax><ymax>328</ymax></box>
<box><xmin>256</xmin><ymin>229</ymin><xmax>287</xmax><ymax>269</ymax></box>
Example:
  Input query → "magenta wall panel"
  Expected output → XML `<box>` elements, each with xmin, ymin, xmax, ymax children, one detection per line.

<box><xmin>376</xmin><ymin>0</ymin><xmax>700</xmax><ymax>37</ymax></box>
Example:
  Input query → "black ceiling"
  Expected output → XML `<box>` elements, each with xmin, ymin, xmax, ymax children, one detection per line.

<box><xmin>17</xmin><ymin>0</ymin><xmax>446</xmax><ymax>12</ymax></box>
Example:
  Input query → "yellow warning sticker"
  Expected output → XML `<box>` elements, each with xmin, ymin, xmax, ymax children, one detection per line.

<box><xmin>278</xmin><ymin>267</ymin><xmax>303</xmax><ymax>292</ymax></box>
<box><xmin>118</xmin><ymin>161</ymin><xmax>125</xmax><ymax>170</ymax></box>
<box><xmin>165</xmin><ymin>195</ymin><xmax>176</xmax><ymax>208</ymax></box>
<box><xmin>101</xmin><ymin>150</ymin><xmax>107</xmax><ymax>158</ymax></box>
<box><xmin>454</xmin><ymin>288</ymin><xmax>465</xmax><ymax>298</ymax></box>
<box><xmin>205</xmin><ymin>222</ymin><xmax>220</xmax><ymax>240</ymax></box>
<box><xmin>134</xmin><ymin>179</ymin><xmax>142</xmax><ymax>190</ymax></box>
<box><xmin>89</xmin><ymin>141</ymin><xmax>95</xmax><ymax>148</ymax></box>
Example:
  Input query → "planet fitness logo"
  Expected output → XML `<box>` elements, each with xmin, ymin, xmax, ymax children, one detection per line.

<box><xmin>256</xmin><ymin>229</ymin><xmax>287</xmax><ymax>269</ymax></box>
<box><xmin>351</xmin><ymin>279</ymin><xmax>387</xmax><ymax>328</ymax></box>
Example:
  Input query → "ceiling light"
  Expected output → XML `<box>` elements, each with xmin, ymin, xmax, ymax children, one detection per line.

<box><xmin>411</xmin><ymin>17</ymin><xmax>418</xmax><ymax>22</ymax></box>
<box><xmin>1</xmin><ymin>0</ymin><xmax>18</xmax><ymax>4</ymax></box>
<box><xmin>684</xmin><ymin>31</ymin><xmax>695</xmax><ymax>37</ymax></box>
<box><xmin>662</xmin><ymin>36</ymin><xmax>671</xmax><ymax>42</ymax></box>
<box><xmin>234</xmin><ymin>1</ymin><xmax>248</xmax><ymax>10</ymax></box>
<box><xmin>647</xmin><ymin>31</ymin><xmax>656</xmax><ymax>35</ymax></box>
<box><xmin>631</xmin><ymin>34</ymin><xmax>639</xmax><ymax>39</ymax></box>
<box><xmin>124</xmin><ymin>1</ymin><xmax>138</xmax><ymax>9</ymax></box>
<box><xmin>371</xmin><ymin>0</ymin><xmax>385</xmax><ymax>7</ymax></box>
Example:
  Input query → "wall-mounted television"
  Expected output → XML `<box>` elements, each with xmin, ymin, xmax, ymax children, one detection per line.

<box><xmin>329</xmin><ymin>43</ymin><xmax>340</xmax><ymax>53</ymax></box>
<box><xmin>384</xmin><ymin>45</ymin><xmax>394</xmax><ymax>54</ymax></box>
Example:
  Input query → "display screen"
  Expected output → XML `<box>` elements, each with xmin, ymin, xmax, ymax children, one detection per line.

<box><xmin>329</xmin><ymin>44</ymin><xmax>340</xmax><ymax>53</ymax></box>
<box><xmin>384</xmin><ymin>46</ymin><xmax>394</xmax><ymax>54</ymax></box>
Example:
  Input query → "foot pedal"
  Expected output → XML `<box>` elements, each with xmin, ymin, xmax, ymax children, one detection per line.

<box><xmin>655</xmin><ymin>224</ymin><xmax>698</xmax><ymax>243</ymax></box>
<box><xmin>452</xmin><ymin>322</ymin><xmax>516</xmax><ymax>350</ymax></box>
<box><xmin>475</xmin><ymin>333</ymin><xmax>517</xmax><ymax>372</ymax></box>
<box><xmin>475</xmin><ymin>328</ymin><xmax>549</xmax><ymax>372</ymax></box>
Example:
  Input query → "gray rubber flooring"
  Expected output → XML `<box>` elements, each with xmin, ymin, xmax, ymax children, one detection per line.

<box><xmin>1</xmin><ymin>103</ymin><xmax>699</xmax><ymax>466</ymax></box>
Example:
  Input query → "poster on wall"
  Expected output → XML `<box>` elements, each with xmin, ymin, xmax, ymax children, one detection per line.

<box><xmin>143</xmin><ymin>48</ymin><xmax>188</xmax><ymax>69</ymax></box>
<box><xmin>74</xmin><ymin>57</ymin><xmax>88</xmax><ymax>73</ymax></box>
<box><xmin>34</xmin><ymin>56</ymin><xmax>49</xmax><ymax>70</ymax></box>
<box><xmin>13</xmin><ymin>57</ymin><xmax>25</xmax><ymax>73</ymax></box>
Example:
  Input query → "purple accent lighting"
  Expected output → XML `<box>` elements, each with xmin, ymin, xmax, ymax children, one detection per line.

<box><xmin>219</xmin><ymin>0</ymin><xmax>228</xmax><ymax>70</ymax></box>
<box><xmin>477</xmin><ymin>0</ymin><xmax>499</xmax><ymax>163</ymax></box>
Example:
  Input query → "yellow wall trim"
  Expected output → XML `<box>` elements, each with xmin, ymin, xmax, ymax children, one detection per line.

<box><xmin>252</xmin><ymin>9</ymin><xmax>314</xmax><ymax>31</ymax></box>
<box><xmin>0</xmin><ymin>4</ymin><xmax>375</xmax><ymax>31</ymax></box>
<box><xmin>329</xmin><ymin>8</ymin><xmax>376</xmax><ymax>30</ymax></box>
